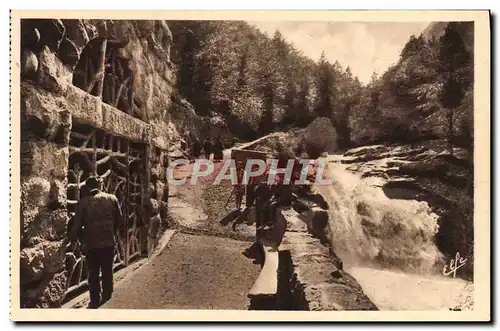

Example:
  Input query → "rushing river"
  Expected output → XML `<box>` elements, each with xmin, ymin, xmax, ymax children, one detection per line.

<box><xmin>314</xmin><ymin>155</ymin><xmax>473</xmax><ymax>311</ymax></box>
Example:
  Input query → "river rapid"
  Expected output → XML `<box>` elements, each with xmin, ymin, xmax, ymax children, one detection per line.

<box><xmin>314</xmin><ymin>154</ymin><xmax>473</xmax><ymax>311</ymax></box>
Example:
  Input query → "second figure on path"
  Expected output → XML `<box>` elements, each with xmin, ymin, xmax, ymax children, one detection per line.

<box><xmin>203</xmin><ymin>138</ymin><xmax>212</xmax><ymax>160</ymax></box>
<box><xmin>213</xmin><ymin>138</ymin><xmax>224</xmax><ymax>162</ymax></box>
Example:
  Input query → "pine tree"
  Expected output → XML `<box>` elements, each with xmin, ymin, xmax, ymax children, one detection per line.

<box><xmin>438</xmin><ymin>23</ymin><xmax>472</xmax><ymax>155</ymax></box>
<box><xmin>314</xmin><ymin>52</ymin><xmax>335</xmax><ymax>118</ymax></box>
<box><xmin>237</xmin><ymin>44</ymin><xmax>250</xmax><ymax>88</ymax></box>
<box><xmin>336</xmin><ymin>66</ymin><xmax>362</xmax><ymax>147</ymax></box>
<box><xmin>401</xmin><ymin>34</ymin><xmax>425</xmax><ymax>59</ymax></box>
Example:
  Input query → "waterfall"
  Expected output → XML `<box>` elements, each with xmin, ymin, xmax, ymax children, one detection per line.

<box><xmin>313</xmin><ymin>155</ymin><xmax>472</xmax><ymax>310</ymax></box>
<box><xmin>317</xmin><ymin>158</ymin><xmax>443</xmax><ymax>274</ymax></box>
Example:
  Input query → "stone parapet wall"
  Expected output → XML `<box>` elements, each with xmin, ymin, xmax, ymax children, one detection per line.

<box><xmin>280</xmin><ymin>210</ymin><xmax>378</xmax><ymax>311</ymax></box>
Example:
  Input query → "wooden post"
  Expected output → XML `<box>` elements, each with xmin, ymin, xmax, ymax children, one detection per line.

<box><xmin>103</xmin><ymin>73</ymin><xmax>112</xmax><ymax>104</ymax></box>
<box><xmin>142</xmin><ymin>144</ymin><xmax>151</xmax><ymax>257</ymax></box>
<box><xmin>448</xmin><ymin>107</ymin><xmax>454</xmax><ymax>156</ymax></box>
<box><xmin>86</xmin><ymin>57</ymin><xmax>96</xmax><ymax>93</ymax></box>
<box><xmin>124</xmin><ymin>139</ymin><xmax>130</xmax><ymax>265</ymax></box>
<box><xmin>127</xmin><ymin>73</ymin><xmax>134</xmax><ymax>116</ymax></box>
<box><xmin>91</xmin><ymin>131</ymin><xmax>97</xmax><ymax>175</ymax></box>
<box><xmin>75</xmin><ymin>166</ymin><xmax>82</xmax><ymax>203</ymax></box>
<box><xmin>114</xmin><ymin>77</ymin><xmax>131</xmax><ymax>109</ymax></box>
<box><xmin>96</xmin><ymin>39</ymin><xmax>108</xmax><ymax>99</ymax></box>
<box><xmin>117</xmin><ymin>59</ymin><xmax>124</xmax><ymax>80</ymax></box>
<box><xmin>82</xmin><ymin>54</ymin><xmax>88</xmax><ymax>89</ymax></box>
<box><xmin>110</xmin><ymin>51</ymin><xmax>117</xmax><ymax>104</ymax></box>
<box><xmin>108</xmin><ymin>134</ymin><xmax>114</xmax><ymax>151</ymax></box>
<box><xmin>110</xmin><ymin>74</ymin><xmax>116</xmax><ymax>106</ymax></box>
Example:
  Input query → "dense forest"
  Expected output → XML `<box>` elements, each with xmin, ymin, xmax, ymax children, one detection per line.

<box><xmin>168</xmin><ymin>21</ymin><xmax>474</xmax><ymax>152</ymax></box>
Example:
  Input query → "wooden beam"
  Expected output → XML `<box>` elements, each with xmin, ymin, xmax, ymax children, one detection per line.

<box><xmin>124</xmin><ymin>140</ymin><xmax>130</xmax><ymax>266</ymax></box>
<box><xmin>82</xmin><ymin>54</ymin><xmax>88</xmax><ymax>89</ymax></box>
<box><xmin>111</xmin><ymin>157</ymin><xmax>127</xmax><ymax>171</ymax></box>
<box><xmin>96</xmin><ymin>155</ymin><xmax>112</xmax><ymax>166</ymax></box>
<box><xmin>100</xmin><ymin>131</ymin><xmax>106</xmax><ymax>149</ymax></box>
<box><xmin>67</xmin><ymin>181</ymin><xmax>86</xmax><ymax>189</ymax></box>
<box><xmin>110</xmin><ymin>73</ymin><xmax>116</xmax><ymax>105</ymax></box>
<box><xmin>92</xmin><ymin>131</ymin><xmax>97</xmax><ymax>175</ymax></box>
<box><xmin>142</xmin><ymin>145</ymin><xmax>150</xmax><ymax>206</ymax></box>
<box><xmin>99</xmin><ymin>168</ymin><xmax>112</xmax><ymax>180</ymax></box>
<box><xmin>105</xmin><ymin>47</ymin><xmax>113</xmax><ymax>65</ymax></box>
<box><xmin>108</xmin><ymin>134</ymin><xmax>114</xmax><ymax>151</ymax></box>
<box><xmin>103</xmin><ymin>74</ymin><xmax>113</xmax><ymax>104</ymax></box>
<box><xmin>111</xmin><ymin>51</ymin><xmax>116</xmax><ymax>75</ymax></box>
<box><xmin>68</xmin><ymin>152</ymin><xmax>94</xmax><ymax>171</ymax></box>
<box><xmin>85</xmin><ymin>57</ymin><xmax>96</xmax><ymax>93</ymax></box>
<box><xmin>120</xmin><ymin>91</ymin><xmax>130</xmax><ymax>112</ymax></box>
<box><xmin>95</xmin><ymin>39</ymin><xmax>108</xmax><ymax>99</ymax></box>
<box><xmin>117</xmin><ymin>58</ymin><xmax>124</xmax><ymax>80</ymax></box>
<box><xmin>70</xmin><ymin>131</ymin><xmax>89</xmax><ymax>140</ymax></box>
<box><xmin>114</xmin><ymin>76</ymin><xmax>131</xmax><ymax>109</ymax></box>
<box><xmin>82</xmin><ymin>130</ymin><xmax>94</xmax><ymax>148</ymax></box>
<box><xmin>127</xmin><ymin>74</ymin><xmax>134</xmax><ymax>115</ymax></box>
<box><xmin>69</xmin><ymin>146</ymin><xmax>127</xmax><ymax>159</ymax></box>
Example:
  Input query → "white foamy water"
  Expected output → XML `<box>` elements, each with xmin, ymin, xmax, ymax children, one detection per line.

<box><xmin>347</xmin><ymin>266</ymin><xmax>473</xmax><ymax>311</ymax></box>
<box><xmin>314</xmin><ymin>155</ymin><xmax>473</xmax><ymax>310</ymax></box>
<box><xmin>318</xmin><ymin>157</ymin><xmax>443</xmax><ymax>273</ymax></box>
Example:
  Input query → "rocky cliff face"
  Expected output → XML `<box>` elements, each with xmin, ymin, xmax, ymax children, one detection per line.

<box><xmin>20</xmin><ymin>19</ymin><xmax>174</xmax><ymax>307</ymax></box>
<box><xmin>167</xmin><ymin>94</ymin><xmax>235</xmax><ymax>158</ymax></box>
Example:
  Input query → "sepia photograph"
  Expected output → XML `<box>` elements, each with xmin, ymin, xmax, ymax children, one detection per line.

<box><xmin>10</xmin><ymin>10</ymin><xmax>490</xmax><ymax>322</ymax></box>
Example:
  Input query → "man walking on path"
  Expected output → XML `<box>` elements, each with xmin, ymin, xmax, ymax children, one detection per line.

<box><xmin>67</xmin><ymin>176</ymin><xmax>123</xmax><ymax>309</ymax></box>
<box><xmin>213</xmin><ymin>138</ymin><xmax>224</xmax><ymax>161</ymax></box>
<box><xmin>191</xmin><ymin>137</ymin><xmax>202</xmax><ymax>160</ymax></box>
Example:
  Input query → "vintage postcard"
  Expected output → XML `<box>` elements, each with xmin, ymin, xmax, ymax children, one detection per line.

<box><xmin>10</xmin><ymin>10</ymin><xmax>490</xmax><ymax>322</ymax></box>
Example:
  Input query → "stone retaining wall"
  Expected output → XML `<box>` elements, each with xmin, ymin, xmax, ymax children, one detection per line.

<box><xmin>20</xmin><ymin>19</ymin><xmax>174</xmax><ymax>308</ymax></box>
<box><xmin>280</xmin><ymin>209</ymin><xmax>378</xmax><ymax>311</ymax></box>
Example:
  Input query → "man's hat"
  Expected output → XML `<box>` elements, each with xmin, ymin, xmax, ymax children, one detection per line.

<box><xmin>86</xmin><ymin>175</ymin><xmax>103</xmax><ymax>189</ymax></box>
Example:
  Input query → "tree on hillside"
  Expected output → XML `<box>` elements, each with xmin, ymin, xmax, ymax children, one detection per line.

<box><xmin>237</xmin><ymin>44</ymin><xmax>250</xmax><ymax>88</ymax></box>
<box><xmin>348</xmin><ymin>71</ymin><xmax>383</xmax><ymax>145</ymax></box>
<box><xmin>389</xmin><ymin>35</ymin><xmax>441</xmax><ymax>118</ymax></box>
<box><xmin>294</xmin><ymin>56</ymin><xmax>316</xmax><ymax>127</ymax></box>
<box><xmin>401</xmin><ymin>34</ymin><xmax>426</xmax><ymax>60</ymax></box>
<box><xmin>314</xmin><ymin>52</ymin><xmax>336</xmax><ymax>118</ymax></box>
<box><xmin>336</xmin><ymin>66</ymin><xmax>362</xmax><ymax>147</ymax></box>
<box><xmin>169</xmin><ymin>21</ymin><xmax>216</xmax><ymax>116</ymax></box>
<box><xmin>169</xmin><ymin>21</ymin><xmax>367</xmax><ymax>142</ymax></box>
<box><xmin>256</xmin><ymin>37</ymin><xmax>281</xmax><ymax>134</ymax></box>
<box><xmin>347</xmin><ymin>22</ymin><xmax>473</xmax><ymax>147</ymax></box>
<box><xmin>438</xmin><ymin>23</ymin><xmax>473</xmax><ymax>155</ymax></box>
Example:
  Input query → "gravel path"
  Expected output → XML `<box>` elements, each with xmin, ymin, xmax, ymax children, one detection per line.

<box><xmin>103</xmin><ymin>232</ymin><xmax>261</xmax><ymax>309</ymax></box>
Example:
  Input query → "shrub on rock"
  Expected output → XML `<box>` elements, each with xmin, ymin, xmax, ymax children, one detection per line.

<box><xmin>302</xmin><ymin>117</ymin><xmax>338</xmax><ymax>158</ymax></box>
